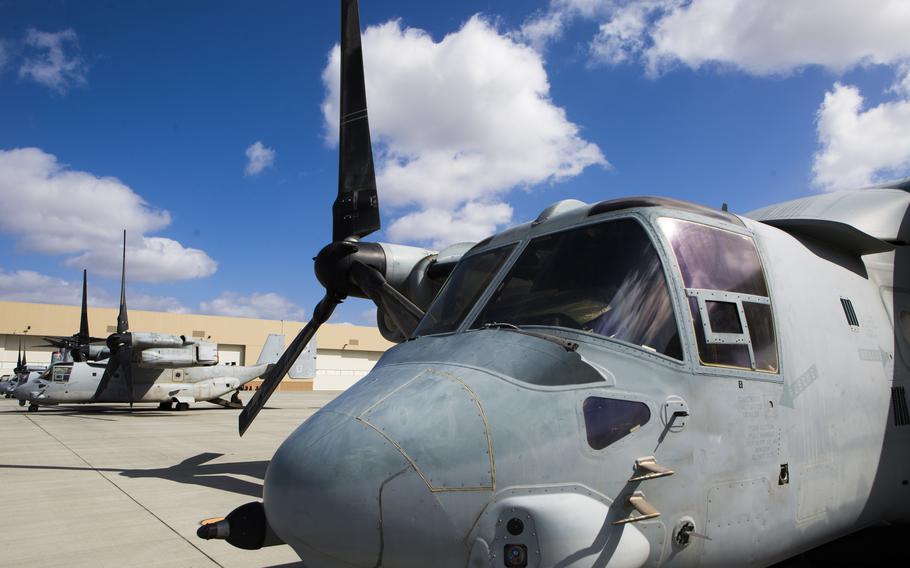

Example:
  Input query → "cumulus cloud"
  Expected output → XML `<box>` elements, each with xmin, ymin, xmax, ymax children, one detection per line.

<box><xmin>0</xmin><ymin>147</ymin><xmax>217</xmax><ymax>282</ymax></box>
<box><xmin>244</xmin><ymin>141</ymin><xmax>276</xmax><ymax>176</ymax></box>
<box><xmin>523</xmin><ymin>0</ymin><xmax>910</xmax><ymax>76</ymax></box>
<box><xmin>0</xmin><ymin>267</ymin><xmax>188</xmax><ymax>313</ymax></box>
<box><xmin>0</xmin><ymin>267</ymin><xmax>316</xmax><ymax>320</ymax></box>
<box><xmin>322</xmin><ymin>16</ymin><xmax>606</xmax><ymax>248</ymax></box>
<box><xmin>0</xmin><ymin>268</ymin><xmax>110</xmax><ymax>306</ymax></box>
<box><xmin>200</xmin><ymin>292</ymin><xmax>307</xmax><ymax>321</ymax></box>
<box><xmin>387</xmin><ymin>202</ymin><xmax>513</xmax><ymax>250</ymax></box>
<box><xmin>18</xmin><ymin>28</ymin><xmax>87</xmax><ymax>93</ymax></box>
<box><xmin>642</xmin><ymin>0</ymin><xmax>910</xmax><ymax>76</ymax></box>
<box><xmin>129</xmin><ymin>292</ymin><xmax>190</xmax><ymax>314</ymax></box>
<box><xmin>520</xmin><ymin>1</ymin><xmax>910</xmax><ymax>189</ymax></box>
<box><xmin>812</xmin><ymin>83</ymin><xmax>910</xmax><ymax>191</ymax></box>
<box><xmin>519</xmin><ymin>0</ymin><xmax>615</xmax><ymax>51</ymax></box>
<box><xmin>65</xmin><ymin>237</ymin><xmax>217</xmax><ymax>283</ymax></box>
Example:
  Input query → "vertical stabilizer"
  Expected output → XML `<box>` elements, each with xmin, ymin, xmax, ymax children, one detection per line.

<box><xmin>257</xmin><ymin>334</ymin><xmax>286</xmax><ymax>366</ymax></box>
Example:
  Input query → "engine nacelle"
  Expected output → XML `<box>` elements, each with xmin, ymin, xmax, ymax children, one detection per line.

<box><xmin>131</xmin><ymin>332</ymin><xmax>185</xmax><ymax>350</ymax></box>
<box><xmin>88</xmin><ymin>344</ymin><xmax>111</xmax><ymax>361</ymax></box>
<box><xmin>140</xmin><ymin>347</ymin><xmax>195</xmax><ymax>367</ymax></box>
<box><xmin>374</xmin><ymin>242</ymin><xmax>474</xmax><ymax>343</ymax></box>
<box><xmin>138</xmin><ymin>340</ymin><xmax>219</xmax><ymax>368</ymax></box>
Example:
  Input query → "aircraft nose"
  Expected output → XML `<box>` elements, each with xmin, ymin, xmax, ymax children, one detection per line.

<box><xmin>263</xmin><ymin>410</ymin><xmax>411</xmax><ymax>566</ymax></box>
<box><xmin>263</xmin><ymin>369</ymin><xmax>494</xmax><ymax>567</ymax></box>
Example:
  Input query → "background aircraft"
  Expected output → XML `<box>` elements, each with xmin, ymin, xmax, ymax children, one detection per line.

<box><xmin>1</xmin><ymin>341</ymin><xmax>45</xmax><ymax>398</ymax></box>
<box><xmin>16</xmin><ymin>235</ymin><xmax>286</xmax><ymax>412</ymax></box>
<box><xmin>198</xmin><ymin>1</ymin><xmax>909</xmax><ymax>567</ymax></box>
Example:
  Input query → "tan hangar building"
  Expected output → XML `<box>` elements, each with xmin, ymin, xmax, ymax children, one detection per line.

<box><xmin>0</xmin><ymin>300</ymin><xmax>394</xmax><ymax>391</ymax></box>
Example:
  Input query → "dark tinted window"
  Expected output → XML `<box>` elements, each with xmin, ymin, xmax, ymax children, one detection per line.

<box><xmin>473</xmin><ymin>219</ymin><xmax>682</xmax><ymax>359</ymax></box>
<box><xmin>661</xmin><ymin>218</ymin><xmax>778</xmax><ymax>373</ymax></box>
<box><xmin>658</xmin><ymin>218</ymin><xmax>768</xmax><ymax>296</ymax></box>
<box><xmin>743</xmin><ymin>302</ymin><xmax>778</xmax><ymax>372</ymax></box>
<box><xmin>689</xmin><ymin>298</ymin><xmax>752</xmax><ymax>369</ymax></box>
<box><xmin>706</xmin><ymin>301</ymin><xmax>743</xmax><ymax>334</ymax></box>
<box><xmin>583</xmin><ymin>397</ymin><xmax>651</xmax><ymax>450</ymax></box>
<box><xmin>414</xmin><ymin>245</ymin><xmax>515</xmax><ymax>337</ymax></box>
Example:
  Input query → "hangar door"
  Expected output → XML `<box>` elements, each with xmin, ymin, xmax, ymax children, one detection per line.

<box><xmin>218</xmin><ymin>344</ymin><xmax>246</xmax><ymax>366</ymax></box>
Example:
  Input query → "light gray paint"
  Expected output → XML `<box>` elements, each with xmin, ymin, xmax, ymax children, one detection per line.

<box><xmin>253</xmin><ymin>189</ymin><xmax>910</xmax><ymax>567</ymax></box>
<box><xmin>19</xmin><ymin>334</ymin><xmax>284</xmax><ymax>409</ymax></box>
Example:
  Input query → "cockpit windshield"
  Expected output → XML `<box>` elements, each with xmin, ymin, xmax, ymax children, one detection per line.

<box><xmin>471</xmin><ymin>218</ymin><xmax>682</xmax><ymax>359</ymax></box>
<box><xmin>413</xmin><ymin>217</ymin><xmax>683</xmax><ymax>359</ymax></box>
<box><xmin>413</xmin><ymin>244</ymin><xmax>516</xmax><ymax>337</ymax></box>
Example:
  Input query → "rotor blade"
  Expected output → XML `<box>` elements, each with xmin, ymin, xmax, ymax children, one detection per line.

<box><xmin>333</xmin><ymin>0</ymin><xmax>380</xmax><ymax>242</ymax></box>
<box><xmin>92</xmin><ymin>351</ymin><xmax>122</xmax><ymax>402</ymax></box>
<box><xmin>17</xmin><ymin>339</ymin><xmax>21</xmax><ymax>369</ymax></box>
<box><xmin>78</xmin><ymin>269</ymin><xmax>90</xmax><ymax>345</ymax></box>
<box><xmin>43</xmin><ymin>336</ymin><xmax>72</xmax><ymax>349</ymax></box>
<box><xmin>117</xmin><ymin>230</ymin><xmax>129</xmax><ymax>334</ymax></box>
<box><xmin>348</xmin><ymin>261</ymin><xmax>424</xmax><ymax>337</ymax></box>
<box><xmin>120</xmin><ymin>345</ymin><xmax>134</xmax><ymax>408</ymax></box>
<box><xmin>239</xmin><ymin>294</ymin><xmax>342</xmax><ymax>436</ymax></box>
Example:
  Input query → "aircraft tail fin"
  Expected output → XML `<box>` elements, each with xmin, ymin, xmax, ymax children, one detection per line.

<box><xmin>256</xmin><ymin>334</ymin><xmax>285</xmax><ymax>366</ymax></box>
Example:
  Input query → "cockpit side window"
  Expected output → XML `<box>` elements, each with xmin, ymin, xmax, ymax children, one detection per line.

<box><xmin>52</xmin><ymin>366</ymin><xmax>72</xmax><ymax>383</ymax></box>
<box><xmin>414</xmin><ymin>244</ymin><xmax>517</xmax><ymax>337</ymax></box>
<box><xmin>658</xmin><ymin>218</ymin><xmax>779</xmax><ymax>373</ymax></box>
<box><xmin>471</xmin><ymin>218</ymin><xmax>683</xmax><ymax>359</ymax></box>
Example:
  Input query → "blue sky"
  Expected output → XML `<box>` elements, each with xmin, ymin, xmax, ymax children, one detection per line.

<box><xmin>2</xmin><ymin>0</ymin><xmax>909</xmax><ymax>326</ymax></box>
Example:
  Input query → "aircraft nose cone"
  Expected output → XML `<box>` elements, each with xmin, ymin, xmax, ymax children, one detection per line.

<box><xmin>263</xmin><ymin>369</ymin><xmax>494</xmax><ymax>567</ymax></box>
<box><xmin>263</xmin><ymin>410</ymin><xmax>411</xmax><ymax>567</ymax></box>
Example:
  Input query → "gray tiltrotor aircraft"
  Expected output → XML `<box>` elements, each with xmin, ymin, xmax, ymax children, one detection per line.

<box><xmin>199</xmin><ymin>1</ymin><xmax>910</xmax><ymax>566</ymax></box>
<box><xmin>18</xmin><ymin>237</ymin><xmax>285</xmax><ymax>412</ymax></box>
<box><xmin>2</xmin><ymin>341</ymin><xmax>46</xmax><ymax>398</ymax></box>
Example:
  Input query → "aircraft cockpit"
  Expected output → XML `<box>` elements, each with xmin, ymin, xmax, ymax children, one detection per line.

<box><xmin>412</xmin><ymin>198</ymin><xmax>779</xmax><ymax>377</ymax></box>
<box><xmin>36</xmin><ymin>364</ymin><xmax>73</xmax><ymax>384</ymax></box>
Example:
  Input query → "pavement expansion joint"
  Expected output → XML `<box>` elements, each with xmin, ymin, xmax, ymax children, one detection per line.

<box><xmin>24</xmin><ymin>414</ymin><xmax>226</xmax><ymax>568</ymax></box>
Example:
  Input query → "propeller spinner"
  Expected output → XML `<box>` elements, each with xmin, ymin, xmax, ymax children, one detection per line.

<box><xmin>238</xmin><ymin>0</ymin><xmax>424</xmax><ymax>435</ymax></box>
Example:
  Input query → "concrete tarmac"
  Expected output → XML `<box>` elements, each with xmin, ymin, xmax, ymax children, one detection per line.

<box><xmin>0</xmin><ymin>391</ymin><xmax>337</xmax><ymax>568</ymax></box>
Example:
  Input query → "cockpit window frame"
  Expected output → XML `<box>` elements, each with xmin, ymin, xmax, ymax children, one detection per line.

<box><xmin>413</xmin><ymin>239</ymin><xmax>524</xmax><ymax>339</ymax></box>
<box><xmin>655</xmin><ymin>213</ymin><xmax>783</xmax><ymax>381</ymax></box>
<box><xmin>430</xmin><ymin>212</ymin><xmax>691</xmax><ymax>369</ymax></box>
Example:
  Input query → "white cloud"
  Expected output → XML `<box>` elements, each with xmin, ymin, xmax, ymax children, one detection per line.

<box><xmin>0</xmin><ymin>267</ymin><xmax>188</xmax><ymax>314</ymax></box>
<box><xmin>0</xmin><ymin>42</ymin><xmax>8</xmax><ymax>71</ymax></box>
<box><xmin>643</xmin><ymin>0</ymin><xmax>910</xmax><ymax>76</ymax></box>
<box><xmin>519</xmin><ymin>0</ymin><xmax>615</xmax><ymax>51</ymax></box>
<box><xmin>244</xmin><ymin>141</ymin><xmax>276</xmax><ymax>176</ymax></box>
<box><xmin>0</xmin><ymin>268</ymin><xmax>109</xmax><ymax>306</ymax></box>
<box><xmin>128</xmin><ymin>292</ymin><xmax>190</xmax><ymax>314</ymax></box>
<box><xmin>526</xmin><ymin>0</ymin><xmax>910</xmax><ymax>76</ymax></box>
<box><xmin>520</xmin><ymin>1</ymin><xmax>910</xmax><ymax>189</ymax></box>
<box><xmin>388</xmin><ymin>201</ymin><xmax>513</xmax><ymax>250</ymax></box>
<box><xmin>18</xmin><ymin>28</ymin><xmax>87</xmax><ymax>93</ymax></box>
<box><xmin>0</xmin><ymin>267</ymin><xmax>318</xmax><ymax>320</ymax></box>
<box><xmin>65</xmin><ymin>237</ymin><xmax>217</xmax><ymax>283</ymax></box>
<box><xmin>0</xmin><ymin>147</ymin><xmax>217</xmax><ymax>282</ymax></box>
<box><xmin>812</xmin><ymin>83</ymin><xmax>910</xmax><ymax>191</ymax></box>
<box><xmin>200</xmin><ymin>292</ymin><xmax>307</xmax><ymax>321</ymax></box>
<box><xmin>322</xmin><ymin>16</ymin><xmax>606</xmax><ymax>248</ymax></box>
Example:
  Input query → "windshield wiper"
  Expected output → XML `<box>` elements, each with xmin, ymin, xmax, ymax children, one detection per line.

<box><xmin>481</xmin><ymin>322</ymin><xmax>579</xmax><ymax>352</ymax></box>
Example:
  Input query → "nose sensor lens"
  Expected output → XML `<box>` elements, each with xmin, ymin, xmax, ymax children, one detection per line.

<box><xmin>503</xmin><ymin>544</ymin><xmax>528</xmax><ymax>567</ymax></box>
